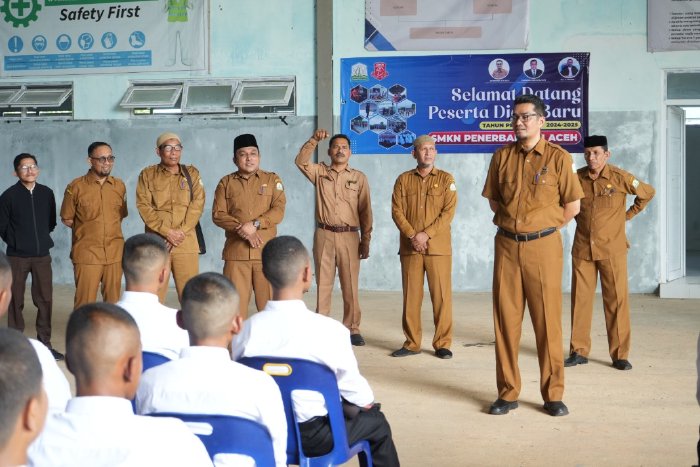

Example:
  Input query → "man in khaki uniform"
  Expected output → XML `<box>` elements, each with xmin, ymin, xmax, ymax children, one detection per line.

<box><xmin>136</xmin><ymin>132</ymin><xmax>205</xmax><ymax>303</ymax></box>
<box><xmin>565</xmin><ymin>135</ymin><xmax>655</xmax><ymax>371</ymax></box>
<box><xmin>390</xmin><ymin>135</ymin><xmax>457</xmax><ymax>360</ymax></box>
<box><xmin>295</xmin><ymin>129</ymin><xmax>373</xmax><ymax>346</ymax></box>
<box><xmin>61</xmin><ymin>142</ymin><xmax>128</xmax><ymax>309</ymax></box>
<box><xmin>482</xmin><ymin>94</ymin><xmax>584</xmax><ymax>417</ymax></box>
<box><xmin>212</xmin><ymin>134</ymin><xmax>286</xmax><ymax>318</ymax></box>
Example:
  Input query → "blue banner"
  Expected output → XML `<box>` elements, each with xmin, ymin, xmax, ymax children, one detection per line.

<box><xmin>340</xmin><ymin>53</ymin><xmax>589</xmax><ymax>154</ymax></box>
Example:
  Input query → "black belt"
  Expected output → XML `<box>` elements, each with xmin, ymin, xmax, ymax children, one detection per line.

<box><xmin>318</xmin><ymin>223</ymin><xmax>360</xmax><ymax>233</ymax></box>
<box><xmin>298</xmin><ymin>415</ymin><xmax>329</xmax><ymax>431</ymax></box>
<box><xmin>498</xmin><ymin>227</ymin><xmax>556</xmax><ymax>242</ymax></box>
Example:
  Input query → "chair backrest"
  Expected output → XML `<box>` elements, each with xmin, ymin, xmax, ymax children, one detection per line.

<box><xmin>239</xmin><ymin>356</ymin><xmax>372</xmax><ymax>467</ymax></box>
<box><xmin>142</xmin><ymin>351</ymin><xmax>171</xmax><ymax>372</ymax></box>
<box><xmin>149</xmin><ymin>413</ymin><xmax>276</xmax><ymax>467</ymax></box>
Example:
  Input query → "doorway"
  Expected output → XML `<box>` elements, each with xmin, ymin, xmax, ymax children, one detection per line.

<box><xmin>685</xmin><ymin>107</ymin><xmax>700</xmax><ymax>277</ymax></box>
<box><xmin>660</xmin><ymin>71</ymin><xmax>700</xmax><ymax>297</ymax></box>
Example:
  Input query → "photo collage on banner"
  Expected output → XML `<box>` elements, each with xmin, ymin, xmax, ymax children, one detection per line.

<box><xmin>341</xmin><ymin>53</ymin><xmax>589</xmax><ymax>154</ymax></box>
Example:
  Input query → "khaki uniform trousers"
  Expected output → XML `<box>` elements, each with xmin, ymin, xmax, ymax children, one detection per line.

<box><xmin>570</xmin><ymin>253</ymin><xmax>630</xmax><ymax>360</ymax></box>
<box><xmin>157</xmin><ymin>253</ymin><xmax>199</xmax><ymax>304</ymax></box>
<box><xmin>492</xmin><ymin>231</ymin><xmax>564</xmax><ymax>402</ymax></box>
<box><xmin>400</xmin><ymin>254</ymin><xmax>453</xmax><ymax>352</ymax></box>
<box><xmin>223</xmin><ymin>260</ymin><xmax>271</xmax><ymax>319</ymax></box>
<box><xmin>73</xmin><ymin>262</ymin><xmax>122</xmax><ymax>310</ymax></box>
<box><xmin>313</xmin><ymin>228</ymin><xmax>362</xmax><ymax>334</ymax></box>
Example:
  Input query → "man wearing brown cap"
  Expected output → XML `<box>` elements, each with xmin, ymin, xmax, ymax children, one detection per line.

<box><xmin>390</xmin><ymin>135</ymin><xmax>457</xmax><ymax>360</ymax></box>
<box><xmin>565</xmin><ymin>135</ymin><xmax>655</xmax><ymax>371</ymax></box>
<box><xmin>482</xmin><ymin>94</ymin><xmax>584</xmax><ymax>417</ymax></box>
<box><xmin>61</xmin><ymin>141</ymin><xmax>128</xmax><ymax>309</ymax></box>
<box><xmin>213</xmin><ymin>134</ymin><xmax>286</xmax><ymax>317</ymax></box>
<box><xmin>295</xmin><ymin>129</ymin><xmax>373</xmax><ymax>346</ymax></box>
<box><xmin>136</xmin><ymin>132</ymin><xmax>205</xmax><ymax>303</ymax></box>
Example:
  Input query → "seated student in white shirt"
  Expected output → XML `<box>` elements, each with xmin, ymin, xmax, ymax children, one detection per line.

<box><xmin>231</xmin><ymin>236</ymin><xmax>400</xmax><ymax>467</ymax></box>
<box><xmin>0</xmin><ymin>328</ymin><xmax>48</xmax><ymax>467</ymax></box>
<box><xmin>0</xmin><ymin>251</ymin><xmax>71</xmax><ymax>413</ymax></box>
<box><xmin>136</xmin><ymin>272</ymin><xmax>288</xmax><ymax>467</ymax></box>
<box><xmin>117</xmin><ymin>233</ymin><xmax>188</xmax><ymax>360</ymax></box>
<box><xmin>28</xmin><ymin>302</ymin><xmax>212</xmax><ymax>467</ymax></box>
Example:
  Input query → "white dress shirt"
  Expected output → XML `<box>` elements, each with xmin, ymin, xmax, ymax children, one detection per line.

<box><xmin>136</xmin><ymin>346</ymin><xmax>287</xmax><ymax>466</ymax></box>
<box><xmin>136</xmin><ymin>346</ymin><xmax>287</xmax><ymax>467</ymax></box>
<box><xmin>231</xmin><ymin>299</ymin><xmax>374</xmax><ymax>422</ymax></box>
<box><xmin>28</xmin><ymin>396</ymin><xmax>212</xmax><ymax>467</ymax></box>
<box><xmin>117</xmin><ymin>291</ymin><xmax>189</xmax><ymax>360</ymax></box>
<box><xmin>29</xmin><ymin>338</ymin><xmax>71</xmax><ymax>413</ymax></box>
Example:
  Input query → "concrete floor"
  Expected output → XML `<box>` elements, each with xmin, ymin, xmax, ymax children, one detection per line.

<box><xmin>5</xmin><ymin>285</ymin><xmax>699</xmax><ymax>466</ymax></box>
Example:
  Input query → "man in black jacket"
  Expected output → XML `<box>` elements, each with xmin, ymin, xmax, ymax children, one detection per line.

<box><xmin>0</xmin><ymin>153</ymin><xmax>62</xmax><ymax>360</ymax></box>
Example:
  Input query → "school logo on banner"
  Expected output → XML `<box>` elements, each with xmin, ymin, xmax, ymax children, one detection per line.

<box><xmin>341</xmin><ymin>53</ymin><xmax>590</xmax><ymax>154</ymax></box>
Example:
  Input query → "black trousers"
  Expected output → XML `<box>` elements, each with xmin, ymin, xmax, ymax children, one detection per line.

<box><xmin>298</xmin><ymin>407</ymin><xmax>400</xmax><ymax>467</ymax></box>
<box><xmin>7</xmin><ymin>255</ymin><xmax>53</xmax><ymax>347</ymax></box>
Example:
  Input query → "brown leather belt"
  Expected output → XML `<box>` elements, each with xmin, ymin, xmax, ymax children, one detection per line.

<box><xmin>498</xmin><ymin>227</ymin><xmax>556</xmax><ymax>242</ymax></box>
<box><xmin>318</xmin><ymin>223</ymin><xmax>360</xmax><ymax>233</ymax></box>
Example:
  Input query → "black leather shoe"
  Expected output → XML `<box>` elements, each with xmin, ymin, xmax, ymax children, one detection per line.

<box><xmin>488</xmin><ymin>398</ymin><xmax>518</xmax><ymax>415</ymax></box>
<box><xmin>435</xmin><ymin>348</ymin><xmax>452</xmax><ymax>359</ymax></box>
<box><xmin>564</xmin><ymin>352</ymin><xmax>588</xmax><ymax>367</ymax></box>
<box><xmin>612</xmin><ymin>359</ymin><xmax>632</xmax><ymax>370</ymax></box>
<box><xmin>543</xmin><ymin>401</ymin><xmax>569</xmax><ymax>416</ymax></box>
<box><xmin>391</xmin><ymin>347</ymin><xmax>419</xmax><ymax>357</ymax></box>
<box><xmin>350</xmin><ymin>334</ymin><xmax>365</xmax><ymax>346</ymax></box>
<box><xmin>49</xmin><ymin>348</ymin><xmax>65</xmax><ymax>361</ymax></box>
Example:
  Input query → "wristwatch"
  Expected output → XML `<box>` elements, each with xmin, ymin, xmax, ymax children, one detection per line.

<box><xmin>253</xmin><ymin>219</ymin><xmax>261</xmax><ymax>229</ymax></box>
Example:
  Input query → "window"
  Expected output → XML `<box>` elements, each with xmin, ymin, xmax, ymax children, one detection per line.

<box><xmin>182</xmin><ymin>81</ymin><xmax>235</xmax><ymax>113</ymax></box>
<box><xmin>121</xmin><ymin>77</ymin><xmax>296</xmax><ymax>117</ymax></box>
<box><xmin>0</xmin><ymin>83</ymin><xmax>73</xmax><ymax>119</ymax></box>
<box><xmin>120</xmin><ymin>83</ymin><xmax>183</xmax><ymax>108</ymax></box>
<box><xmin>232</xmin><ymin>80</ymin><xmax>295</xmax><ymax>107</ymax></box>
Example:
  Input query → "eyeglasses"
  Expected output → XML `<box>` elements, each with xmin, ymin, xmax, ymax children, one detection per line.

<box><xmin>18</xmin><ymin>164</ymin><xmax>38</xmax><ymax>172</ymax></box>
<box><xmin>90</xmin><ymin>156</ymin><xmax>116</xmax><ymax>163</ymax></box>
<box><xmin>511</xmin><ymin>112</ymin><xmax>540</xmax><ymax>123</ymax></box>
<box><xmin>160</xmin><ymin>144</ymin><xmax>183</xmax><ymax>152</ymax></box>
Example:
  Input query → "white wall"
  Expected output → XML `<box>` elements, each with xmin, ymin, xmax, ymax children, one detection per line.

<box><xmin>2</xmin><ymin>0</ymin><xmax>700</xmax><ymax>292</ymax></box>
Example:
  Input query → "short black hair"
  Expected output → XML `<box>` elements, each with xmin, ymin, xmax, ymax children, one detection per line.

<box><xmin>514</xmin><ymin>94</ymin><xmax>545</xmax><ymax>116</ymax></box>
<box><xmin>0</xmin><ymin>328</ymin><xmax>43</xmax><ymax>450</ymax></box>
<box><xmin>329</xmin><ymin>134</ymin><xmax>350</xmax><ymax>147</ymax></box>
<box><xmin>262</xmin><ymin>236</ymin><xmax>309</xmax><ymax>289</ymax></box>
<box><xmin>13</xmin><ymin>153</ymin><xmax>37</xmax><ymax>172</ymax></box>
<box><xmin>66</xmin><ymin>302</ymin><xmax>138</xmax><ymax>381</ymax></box>
<box><xmin>181</xmin><ymin>272</ymin><xmax>239</xmax><ymax>341</ymax></box>
<box><xmin>122</xmin><ymin>234</ymin><xmax>169</xmax><ymax>284</ymax></box>
<box><xmin>87</xmin><ymin>141</ymin><xmax>111</xmax><ymax>156</ymax></box>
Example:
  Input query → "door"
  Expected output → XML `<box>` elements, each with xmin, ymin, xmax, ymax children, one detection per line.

<box><xmin>666</xmin><ymin>105</ymin><xmax>685</xmax><ymax>281</ymax></box>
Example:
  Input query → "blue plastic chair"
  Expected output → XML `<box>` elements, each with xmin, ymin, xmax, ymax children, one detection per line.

<box><xmin>239</xmin><ymin>356</ymin><xmax>373</xmax><ymax>467</ymax></box>
<box><xmin>142</xmin><ymin>351</ymin><xmax>171</xmax><ymax>372</ymax></box>
<box><xmin>149</xmin><ymin>413</ymin><xmax>276</xmax><ymax>467</ymax></box>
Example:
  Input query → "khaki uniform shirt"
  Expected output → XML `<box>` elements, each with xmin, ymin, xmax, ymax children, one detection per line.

<box><xmin>572</xmin><ymin>163</ymin><xmax>655</xmax><ymax>261</ymax></box>
<box><xmin>212</xmin><ymin>170</ymin><xmax>286</xmax><ymax>261</ymax></box>
<box><xmin>482</xmin><ymin>138</ymin><xmax>584</xmax><ymax>233</ymax></box>
<box><xmin>391</xmin><ymin>167</ymin><xmax>457</xmax><ymax>256</ymax></box>
<box><xmin>60</xmin><ymin>171</ymin><xmax>127</xmax><ymax>265</ymax></box>
<box><xmin>295</xmin><ymin>139</ymin><xmax>373</xmax><ymax>243</ymax></box>
<box><xmin>135</xmin><ymin>164</ymin><xmax>205</xmax><ymax>255</ymax></box>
